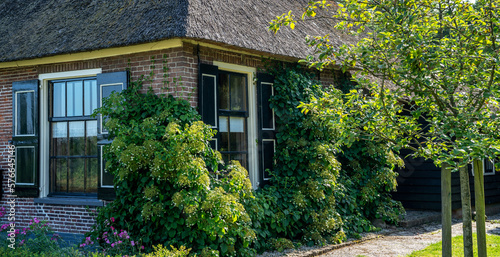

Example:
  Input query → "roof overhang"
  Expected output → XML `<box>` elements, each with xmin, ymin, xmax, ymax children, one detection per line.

<box><xmin>0</xmin><ymin>38</ymin><xmax>184</xmax><ymax>69</ymax></box>
<box><xmin>0</xmin><ymin>37</ymin><xmax>303</xmax><ymax>69</ymax></box>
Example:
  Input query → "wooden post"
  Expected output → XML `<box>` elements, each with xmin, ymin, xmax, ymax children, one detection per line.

<box><xmin>459</xmin><ymin>165</ymin><xmax>473</xmax><ymax>257</ymax></box>
<box><xmin>442</xmin><ymin>164</ymin><xmax>452</xmax><ymax>257</ymax></box>
<box><xmin>473</xmin><ymin>159</ymin><xmax>487</xmax><ymax>257</ymax></box>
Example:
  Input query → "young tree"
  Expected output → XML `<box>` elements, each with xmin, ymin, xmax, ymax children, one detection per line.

<box><xmin>271</xmin><ymin>0</ymin><xmax>500</xmax><ymax>256</ymax></box>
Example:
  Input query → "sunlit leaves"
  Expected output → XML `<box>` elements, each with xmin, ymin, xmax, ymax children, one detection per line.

<box><xmin>273</xmin><ymin>0</ymin><xmax>500</xmax><ymax>170</ymax></box>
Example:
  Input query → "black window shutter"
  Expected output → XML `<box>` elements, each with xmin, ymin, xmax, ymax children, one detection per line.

<box><xmin>12</xmin><ymin>79</ymin><xmax>39</xmax><ymax>197</ymax></box>
<box><xmin>256</xmin><ymin>73</ymin><xmax>276</xmax><ymax>187</ymax></box>
<box><xmin>96</xmin><ymin>71</ymin><xmax>129</xmax><ymax>200</ymax></box>
<box><xmin>198</xmin><ymin>63</ymin><xmax>218</xmax><ymax>128</ymax></box>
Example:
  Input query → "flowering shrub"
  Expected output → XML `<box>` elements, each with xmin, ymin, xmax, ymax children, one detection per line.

<box><xmin>0</xmin><ymin>214</ymin><xmax>78</xmax><ymax>256</ymax></box>
<box><xmin>88</xmin><ymin>74</ymin><xmax>256</xmax><ymax>256</ymax></box>
<box><xmin>80</xmin><ymin>216</ymin><xmax>144</xmax><ymax>256</ymax></box>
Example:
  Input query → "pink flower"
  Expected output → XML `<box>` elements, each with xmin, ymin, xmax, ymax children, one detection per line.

<box><xmin>80</xmin><ymin>243</ymin><xmax>86</xmax><ymax>248</ymax></box>
<box><xmin>131</xmin><ymin>241</ymin><xmax>135</xmax><ymax>246</ymax></box>
<box><xmin>111</xmin><ymin>243</ymin><xmax>115</xmax><ymax>248</ymax></box>
<box><xmin>141</xmin><ymin>245</ymin><xmax>145</xmax><ymax>250</ymax></box>
<box><xmin>19</xmin><ymin>239</ymin><xmax>25</xmax><ymax>246</ymax></box>
<box><xmin>110</xmin><ymin>217</ymin><xmax>115</xmax><ymax>222</ymax></box>
<box><xmin>1</xmin><ymin>223</ymin><xmax>9</xmax><ymax>231</ymax></box>
<box><xmin>111</xmin><ymin>226</ymin><xmax>115</xmax><ymax>230</ymax></box>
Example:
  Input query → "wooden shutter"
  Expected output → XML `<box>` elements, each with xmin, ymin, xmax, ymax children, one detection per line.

<box><xmin>96</xmin><ymin>71</ymin><xmax>129</xmax><ymax>200</ymax></box>
<box><xmin>257</xmin><ymin>73</ymin><xmax>276</xmax><ymax>186</ymax></box>
<box><xmin>12</xmin><ymin>80</ymin><xmax>39</xmax><ymax>197</ymax></box>
<box><xmin>199</xmin><ymin>64</ymin><xmax>218</xmax><ymax>128</ymax></box>
<box><xmin>199</xmin><ymin>63</ymin><xmax>219</xmax><ymax>153</ymax></box>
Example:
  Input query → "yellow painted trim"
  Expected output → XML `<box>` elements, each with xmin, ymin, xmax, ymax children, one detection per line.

<box><xmin>182</xmin><ymin>39</ymin><xmax>267</xmax><ymax>58</ymax></box>
<box><xmin>0</xmin><ymin>39</ymin><xmax>183</xmax><ymax>69</ymax></box>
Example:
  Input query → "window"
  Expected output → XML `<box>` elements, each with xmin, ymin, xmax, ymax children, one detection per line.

<box><xmin>471</xmin><ymin>159</ymin><xmax>496</xmax><ymax>176</ymax></box>
<box><xmin>199</xmin><ymin>63</ymin><xmax>275</xmax><ymax>187</ymax></box>
<box><xmin>49</xmin><ymin>78</ymin><xmax>98</xmax><ymax>195</ymax></box>
<box><xmin>218</xmin><ymin>72</ymin><xmax>249</xmax><ymax>169</ymax></box>
<box><xmin>12</xmin><ymin>69</ymin><xmax>128</xmax><ymax>199</ymax></box>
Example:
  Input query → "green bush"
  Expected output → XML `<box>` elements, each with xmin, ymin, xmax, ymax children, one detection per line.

<box><xmin>87</xmin><ymin>76</ymin><xmax>256</xmax><ymax>256</ymax></box>
<box><xmin>144</xmin><ymin>245</ymin><xmax>191</xmax><ymax>257</ymax></box>
<box><xmin>0</xmin><ymin>216</ymin><xmax>81</xmax><ymax>257</ymax></box>
<box><xmin>244</xmin><ymin>67</ymin><xmax>345</xmax><ymax>251</ymax></box>
<box><xmin>245</xmin><ymin>65</ymin><xmax>403</xmax><ymax>251</ymax></box>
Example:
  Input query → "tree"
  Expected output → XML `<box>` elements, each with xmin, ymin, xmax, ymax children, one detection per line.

<box><xmin>271</xmin><ymin>0</ymin><xmax>500</xmax><ymax>256</ymax></box>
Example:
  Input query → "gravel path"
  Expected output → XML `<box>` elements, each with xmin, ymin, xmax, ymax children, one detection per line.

<box><xmin>258</xmin><ymin>213</ymin><xmax>500</xmax><ymax>257</ymax></box>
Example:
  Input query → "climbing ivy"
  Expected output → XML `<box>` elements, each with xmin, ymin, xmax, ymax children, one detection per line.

<box><xmin>245</xmin><ymin>65</ymin><xmax>404</xmax><ymax>252</ymax></box>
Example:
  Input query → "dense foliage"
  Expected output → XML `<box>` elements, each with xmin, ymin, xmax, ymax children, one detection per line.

<box><xmin>271</xmin><ymin>1</ymin><xmax>500</xmax><ymax>255</ymax></box>
<box><xmin>245</xmin><ymin>66</ymin><xmax>403</xmax><ymax>252</ymax></box>
<box><xmin>88</xmin><ymin>76</ymin><xmax>256</xmax><ymax>256</ymax></box>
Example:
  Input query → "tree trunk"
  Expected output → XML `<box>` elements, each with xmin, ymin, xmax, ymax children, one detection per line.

<box><xmin>441</xmin><ymin>164</ymin><xmax>452</xmax><ymax>257</ymax></box>
<box><xmin>473</xmin><ymin>159</ymin><xmax>487</xmax><ymax>257</ymax></box>
<box><xmin>459</xmin><ymin>166</ymin><xmax>473</xmax><ymax>257</ymax></box>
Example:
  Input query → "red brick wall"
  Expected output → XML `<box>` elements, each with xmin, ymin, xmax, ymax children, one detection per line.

<box><xmin>0</xmin><ymin>43</ymin><xmax>345</xmax><ymax>235</ymax></box>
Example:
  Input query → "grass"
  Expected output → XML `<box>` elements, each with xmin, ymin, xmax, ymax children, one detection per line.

<box><xmin>407</xmin><ymin>233</ymin><xmax>500</xmax><ymax>257</ymax></box>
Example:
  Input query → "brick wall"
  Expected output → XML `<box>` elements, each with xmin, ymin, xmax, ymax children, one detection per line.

<box><xmin>0</xmin><ymin>43</ymin><xmax>347</xmax><ymax>235</ymax></box>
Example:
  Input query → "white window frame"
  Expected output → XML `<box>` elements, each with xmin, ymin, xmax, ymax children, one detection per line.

<box><xmin>213</xmin><ymin>62</ymin><xmax>259</xmax><ymax>189</ymax></box>
<box><xmin>38</xmin><ymin>69</ymin><xmax>102</xmax><ymax>197</ymax></box>
<box><xmin>471</xmin><ymin>158</ymin><xmax>496</xmax><ymax>176</ymax></box>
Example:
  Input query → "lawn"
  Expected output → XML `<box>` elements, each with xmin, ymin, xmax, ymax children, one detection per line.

<box><xmin>407</xmin><ymin>233</ymin><xmax>500</xmax><ymax>257</ymax></box>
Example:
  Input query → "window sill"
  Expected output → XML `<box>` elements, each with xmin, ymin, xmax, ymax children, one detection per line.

<box><xmin>34</xmin><ymin>197</ymin><xmax>104</xmax><ymax>207</ymax></box>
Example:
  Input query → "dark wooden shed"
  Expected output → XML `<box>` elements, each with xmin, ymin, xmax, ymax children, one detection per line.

<box><xmin>393</xmin><ymin>149</ymin><xmax>500</xmax><ymax>210</ymax></box>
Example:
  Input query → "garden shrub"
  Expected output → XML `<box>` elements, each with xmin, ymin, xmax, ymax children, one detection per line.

<box><xmin>244</xmin><ymin>67</ymin><xmax>345</xmax><ymax>251</ymax></box>
<box><xmin>0</xmin><ymin>218</ymin><xmax>80</xmax><ymax>256</ymax></box>
<box><xmin>245</xmin><ymin>65</ymin><xmax>404</xmax><ymax>251</ymax></box>
<box><xmin>144</xmin><ymin>245</ymin><xmax>191</xmax><ymax>257</ymax></box>
<box><xmin>87</xmin><ymin>75</ymin><xmax>256</xmax><ymax>256</ymax></box>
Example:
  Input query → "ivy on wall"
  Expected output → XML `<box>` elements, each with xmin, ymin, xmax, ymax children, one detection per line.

<box><xmin>245</xmin><ymin>64</ymin><xmax>404</xmax><ymax>252</ymax></box>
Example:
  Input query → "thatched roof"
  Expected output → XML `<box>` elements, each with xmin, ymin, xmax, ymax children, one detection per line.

<box><xmin>0</xmin><ymin>0</ymin><xmax>350</xmax><ymax>63</ymax></box>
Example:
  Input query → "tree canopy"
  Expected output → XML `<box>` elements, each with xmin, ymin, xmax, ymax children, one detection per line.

<box><xmin>271</xmin><ymin>1</ymin><xmax>500</xmax><ymax>256</ymax></box>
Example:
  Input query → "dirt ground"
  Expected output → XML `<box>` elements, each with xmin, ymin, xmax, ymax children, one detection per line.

<box><xmin>258</xmin><ymin>213</ymin><xmax>500</xmax><ymax>257</ymax></box>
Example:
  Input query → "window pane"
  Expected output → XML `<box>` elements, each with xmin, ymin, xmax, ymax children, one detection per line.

<box><xmin>16</xmin><ymin>91</ymin><xmax>35</xmax><ymax>136</ymax></box>
<box><xmin>220</xmin><ymin>132</ymin><xmax>229</xmax><ymax>152</ymax></box>
<box><xmin>68</xmin><ymin>158</ymin><xmax>85</xmax><ymax>192</ymax></box>
<box><xmin>224</xmin><ymin>154</ymin><xmax>248</xmax><ymax>170</ymax></box>
<box><xmin>86</xmin><ymin>121</ymin><xmax>98</xmax><ymax>155</ymax></box>
<box><xmin>54</xmin><ymin>158</ymin><xmax>68</xmax><ymax>192</ymax></box>
<box><xmin>51</xmin><ymin>122</ymin><xmax>68</xmax><ymax>156</ymax></box>
<box><xmin>16</xmin><ymin>147</ymin><xmax>35</xmax><ymax>184</ymax></box>
<box><xmin>229</xmin><ymin>117</ymin><xmax>245</xmax><ymax>133</ymax></box>
<box><xmin>218</xmin><ymin>73</ymin><xmax>229</xmax><ymax>110</ymax></box>
<box><xmin>67</xmin><ymin>81</ymin><xmax>83</xmax><ymax>116</ymax></box>
<box><xmin>219</xmin><ymin>116</ymin><xmax>228</xmax><ymax>132</ymax></box>
<box><xmin>84</xmin><ymin>80</ymin><xmax>97</xmax><ymax>116</ymax></box>
<box><xmin>87</xmin><ymin>158</ymin><xmax>98</xmax><ymax>193</ymax></box>
<box><xmin>69</xmin><ymin>121</ymin><xmax>85</xmax><ymax>156</ymax></box>
<box><xmin>485</xmin><ymin>159</ymin><xmax>495</xmax><ymax>174</ymax></box>
<box><xmin>53</xmin><ymin>82</ymin><xmax>66</xmax><ymax>117</ymax></box>
<box><xmin>230</xmin><ymin>74</ymin><xmax>246</xmax><ymax>111</ymax></box>
<box><xmin>230</xmin><ymin>132</ymin><xmax>247</xmax><ymax>152</ymax></box>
